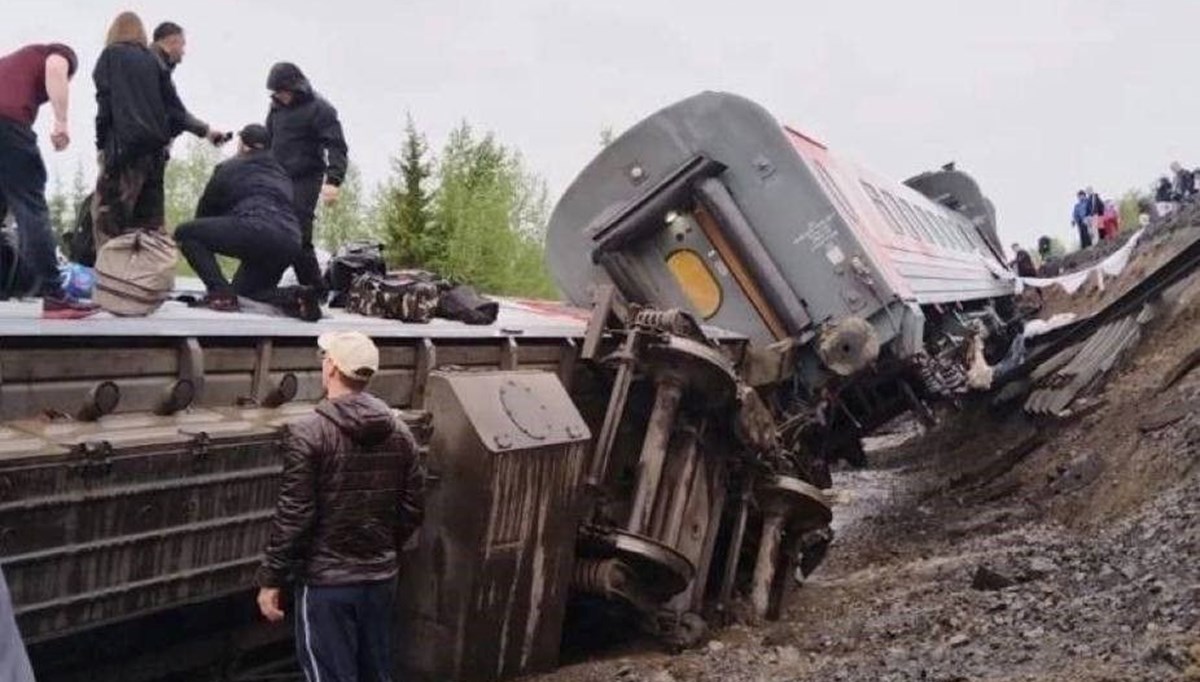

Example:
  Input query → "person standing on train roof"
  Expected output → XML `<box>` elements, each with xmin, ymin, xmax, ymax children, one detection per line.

<box><xmin>256</xmin><ymin>331</ymin><xmax>424</xmax><ymax>681</ymax></box>
<box><xmin>92</xmin><ymin>12</ymin><xmax>184</xmax><ymax>248</ymax></box>
<box><xmin>0</xmin><ymin>41</ymin><xmax>100</xmax><ymax>318</ymax></box>
<box><xmin>264</xmin><ymin>62</ymin><xmax>348</xmax><ymax>295</ymax></box>
<box><xmin>1072</xmin><ymin>190</ymin><xmax>1093</xmax><ymax>249</ymax></box>
<box><xmin>150</xmin><ymin>21</ymin><xmax>228</xmax><ymax>148</ymax></box>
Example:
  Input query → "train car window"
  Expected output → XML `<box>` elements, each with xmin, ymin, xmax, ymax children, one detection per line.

<box><xmin>904</xmin><ymin>201</ymin><xmax>944</xmax><ymax>247</ymax></box>
<box><xmin>665</xmin><ymin>249</ymin><xmax>722</xmax><ymax>319</ymax></box>
<box><xmin>809</xmin><ymin>160</ymin><xmax>862</xmax><ymax>225</ymax></box>
<box><xmin>860</xmin><ymin>181</ymin><xmax>907</xmax><ymax>237</ymax></box>
<box><xmin>883</xmin><ymin>191</ymin><xmax>929</xmax><ymax>243</ymax></box>
<box><xmin>918</xmin><ymin>207</ymin><xmax>953</xmax><ymax>249</ymax></box>
<box><xmin>938</xmin><ymin>213</ymin><xmax>969</xmax><ymax>250</ymax></box>
<box><xmin>955</xmin><ymin>216</ymin><xmax>983</xmax><ymax>251</ymax></box>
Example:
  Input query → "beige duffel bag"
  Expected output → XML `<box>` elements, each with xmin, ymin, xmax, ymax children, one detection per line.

<box><xmin>93</xmin><ymin>229</ymin><xmax>178</xmax><ymax>316</ymax></box>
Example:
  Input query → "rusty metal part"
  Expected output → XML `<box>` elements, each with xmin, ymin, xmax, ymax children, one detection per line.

<box><xmin>650</xmin><ymin>427</ymin><xmax>700</xmax><ymax>547</ymax></box>
<box><xmin>154</xmin><ymin>379</ymin><xmax>195</xmax><ymax>416</ymax></box>
<box><xmin>717</xmin><ymin>477</ymin><xmax>753</xmax><ymax>610</ymax></box>
<box><xmin>735</xmin><ymin>385</ymin><xmax>778</xmax><ymax>453</ymax></box>
<box><xmin>1025</xmin><ymin>312</ymin><xmax>1143</xmax><ymax>416</ymax></box>
<box><xmin>580</xmin><ymin>529</ymin><xmax>694</xmax><ymax>603</ymax></box>
<box><xmin>395</xmin><ymin>370</ymin><xmax>591</xmax><ymax>682</ymax></box>
<box><xmin>640</xmin><ymin>334</ymin><xmax>739</xmax><ymax>408</ymax></box>
<box><xmin>77</xmin><ymin>381</ymin><xmax>120</xmax><ymax>422</ymax></box>
<box><xmin>817</xmin><ymin>317</ymin><xmax>881</xmax><ymax>377</ymax></box>
<box><xmin>585</xmin><ymin>330</ymin><xmax>639</xmax><ymax>490</ymax></box>
<box><xmin>749</xmin><ymin>475</ymin><xmax>832</xmax><ymax>619</ymax></box>
<box><xmin>260</xmin><ymin>373</ymin><xmax>298</xmax><ymax>409</ymax></box>
<box><xmin>626</xmin><ymin>377</ymin><xmax>684</xmax><ymax>535</ymax></box>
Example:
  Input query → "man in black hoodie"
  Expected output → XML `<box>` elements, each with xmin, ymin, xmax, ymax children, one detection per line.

<box><xmin>256</xmin><ymin>331</ymin><xmax>424</xmax><ymax>681</ymax></box>
<box><xmin>264</xmin><ymin>62</ymin><xmax>348</xmax><ymax>291</ymax></box>
<box><xmin>175</xmin><ymin>124</ymin><xmax>311</xmax><ymax>313</ymax></box>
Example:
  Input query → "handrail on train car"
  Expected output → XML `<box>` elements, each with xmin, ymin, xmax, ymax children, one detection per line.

<box><xmin>589</xmin><ymin>155</ymin><xmax>725</xmax><ymax>256</ymax></box>
<box><xmin>693</xmin><ymin>178</ymin><xmax>811</xmax><ymax>336</ymax></box>
<box><xmin>585</xmin><ymin>154</ymin><xmax>811</xmax><ymax>338</ymax></box>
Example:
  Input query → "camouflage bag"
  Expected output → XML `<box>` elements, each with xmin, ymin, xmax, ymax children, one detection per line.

<box><xmin>345</xmin><ymin>272</ymin><xmax>439</xmax><ymax>323</ymax></box>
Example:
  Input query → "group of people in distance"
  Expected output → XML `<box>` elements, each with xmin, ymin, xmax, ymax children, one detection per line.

<box><xmin>1153</xmin><ymin>162</ymin><xmax>1197</xmax><ymax>220</ymax></box>
<box><xmin>0</xmin><ymin>10</ymin><xmax>347</xmax><ymax>319</ymax></box>
<box><xmin>1069</xmin><ymin>186</ymin><xmax>1115</xmax><ymax>250</ymax></box>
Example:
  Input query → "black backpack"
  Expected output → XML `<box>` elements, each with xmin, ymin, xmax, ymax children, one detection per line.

<box><xmin>0</xmin><ymin>228</ymin><xmax>22</xmax><ymax>299</ymax></box>
<box><xmin>61</xmin><ymin>192</ymin><xmax>97</xmax><ymax>267</ymax></box>
<box><xmin>323</xmin><ymin>241</ymin><xmax>385</xmax><ymax>307</ymax></box>
<box><xmin>436</xmin><ymin>284</ymin><xmax>499</xmax><ymax>325</ymax></box>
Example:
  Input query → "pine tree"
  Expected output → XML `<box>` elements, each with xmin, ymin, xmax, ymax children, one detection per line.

<box><xmin>316</xmin><ymin>164</ymin><xmax>379</xmax><ymax>252</ymax></box>
<box><xmin>383</xmin><ymin>115</ymin><xmax>434</xmax><ymax>267</ymax></box>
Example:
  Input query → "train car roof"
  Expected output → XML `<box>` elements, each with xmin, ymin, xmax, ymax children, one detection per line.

<box><xmin>0</xmin><ymin>294</ymin><xmax>590</xmax><ymax>340</ymax></box>
<box><xmin>0</xmin><ymin>282</ymin><xmax>746</xmax><ymax>342</ymax></box>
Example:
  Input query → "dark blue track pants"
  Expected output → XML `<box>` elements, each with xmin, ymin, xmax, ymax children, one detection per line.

<box><xmin>295</xmin><ymin>580</ymin><xmax>395</xmax><ymax>682</ymax></box>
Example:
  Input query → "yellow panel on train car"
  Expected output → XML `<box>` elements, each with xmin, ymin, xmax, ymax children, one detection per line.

<box><xmin>666</xmin><ymin>249</ymin><xmax>722</xmax><ymax>318</ymax></box>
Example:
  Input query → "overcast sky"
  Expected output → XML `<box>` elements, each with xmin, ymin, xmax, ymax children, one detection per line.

<box><xmin>5</xmin><ymin>0</ymin><xmax>1197</xmax><ymax>252</ymax></box>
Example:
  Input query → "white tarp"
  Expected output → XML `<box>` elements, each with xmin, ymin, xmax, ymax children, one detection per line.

<box><xmin>1020</xmin><ymin>229</ymin><xmax>1145</xmax><ymax>295</ymax></box>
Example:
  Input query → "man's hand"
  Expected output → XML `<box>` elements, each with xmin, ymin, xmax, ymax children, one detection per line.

<box><xmin>206</xmin><ymin>128</ymin><xmax>229</xmax><ymax>146</ymax></box>
<box><xmin>320</xmin><ymin>183</ymin><xmax>340</xmax><ymax>206</ymax></box>
<box><xmin>50</xmin><ymin>120</ymin><xmax>70</xmax><ymax>151</ymax></box>
<box><xmin>257</xmin><ymin>587</ymin><xmax>285</xmax><ymax>623</ymax></box>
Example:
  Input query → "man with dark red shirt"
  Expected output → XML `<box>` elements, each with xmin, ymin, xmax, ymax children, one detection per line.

<box><xmin>0</xmin><ymin>43</ymin><xmax>97</xmax><ymax>317</ymax></box>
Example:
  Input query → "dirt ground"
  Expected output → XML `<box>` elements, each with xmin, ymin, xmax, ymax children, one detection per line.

<box><xmin>529</xmin><ymin>225</ymin><xmax>1200</xmax><ymax>682</ymax></box>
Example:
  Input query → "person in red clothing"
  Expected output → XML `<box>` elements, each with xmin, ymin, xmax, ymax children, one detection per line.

<box><xmin>1100</xmin><ymin>200</ymin><xmax>1120</xmax><ymax>241</ymax></box>
<box><xmin>0</xmin><ymin>43</ymin><xmax>98</xmax><ymax>317</ymax></box>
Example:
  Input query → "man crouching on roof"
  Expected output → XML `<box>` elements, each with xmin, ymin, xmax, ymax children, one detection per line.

<box><xmin>175</xmin><ymin>123</ymin><xmax>321</xmax><ymax>319</ymax></box>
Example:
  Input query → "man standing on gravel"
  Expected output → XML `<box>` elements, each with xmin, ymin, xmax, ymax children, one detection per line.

<box><xmin>256</xmin><ymin>332</ymin><xmax>424</xmax><ymax>681</ymax></box>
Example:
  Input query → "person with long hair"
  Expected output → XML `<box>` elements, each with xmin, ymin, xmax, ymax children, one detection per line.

<box><xmin>92</xmin><ymin>11</ymin><xmax>184</xmax><ymax>249</ymax></box>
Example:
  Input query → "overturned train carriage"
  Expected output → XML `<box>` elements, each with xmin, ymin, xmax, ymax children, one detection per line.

<box><xmin>0</xmin><ymin>295</ymin><xmax>827</xmax><ymax>681</ymax></box>
<box><xmin>2</xmin><ymin>91</ymin><xmax>1012</xmax><ymax>682</ymax></box>
<box><xmin>546</xmin><ymin>91</ymin><xmax>1018</xmax><ymax>463</ymax></box>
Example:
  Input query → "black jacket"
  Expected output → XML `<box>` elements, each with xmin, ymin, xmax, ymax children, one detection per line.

<box><xmin>265</xmin><ymin>63</ymin><xmax>348</xmax><ymax>185</ymax></box>
<box><xmin>196</xmin><ymin>149</ymin><xmax>300</xmax><ymax>235</ymax></box>
<box><xmin>93</xmin><ymin>41</ymin><xmax>182</xmax><ymax>165</ymax></box>
<box><xmin>151</xmin><ymin>44</ymin><xmax>208</xmax><ymax>139</ymax></box>
<box><xmin>255</xmin><ymin>392</ymin><xmax>425</xmax><ymax>588</ymax></box>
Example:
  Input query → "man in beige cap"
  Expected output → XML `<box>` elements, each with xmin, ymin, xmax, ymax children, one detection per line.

<box><xmin>255</xmin><ymin>331</ymin><xmax>424</xmax><ymax>681</ymax></box>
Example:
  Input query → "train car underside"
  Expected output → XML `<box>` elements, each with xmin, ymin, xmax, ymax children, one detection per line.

<box><xmin>0</xmin><ymin>295</ymin><xmax>833</xmax><ymax>681</ymax></box>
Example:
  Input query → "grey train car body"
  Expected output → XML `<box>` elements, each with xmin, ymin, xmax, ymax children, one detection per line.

<box><xmin>547</xmin><ymin>92</ymin><xmax>1015</xmax><ymax>406</ymax></box>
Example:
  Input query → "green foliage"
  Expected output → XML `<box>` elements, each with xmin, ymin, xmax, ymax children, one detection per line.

<box><xmin>315</xmin><ymin>164</ymin><xmax>381</xmax><ymax>252</ymax></box>
<box><xmin>423</xmin><ymin>122</ymin><xmax>556</xmax><ymax>297</ymax></box>
<box><xmin>1118</xmin><ymin>189</ymin><xmax>1147</xmax><ymax>233</ymax></box>
<box><xmin>382</xmin><ymin>116</ymin><xmax>435</xmax><ymax>267</ymax></box>
<box><xmin>165</xmin><ymin>139</ymin><xmax>223</xmax><ymax>230</ymax></box>
<box><xmin>378</xmin><ymin>119</ymin><xmax>558</xmax><ymax>298</ymax></box>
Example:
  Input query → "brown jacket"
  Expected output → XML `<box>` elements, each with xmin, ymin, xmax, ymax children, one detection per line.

<box><xmin>256</xmin><ymin>392</ymin><xmax>424</xmax><ymax>588</ymax></box>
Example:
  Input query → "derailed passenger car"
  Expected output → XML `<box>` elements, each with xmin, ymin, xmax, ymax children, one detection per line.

<box><xmin>547</xmin><ymin>91</ymin><xmax>1018</xmax><ymax>463</ymax></box>
<box><xmin>0</xmin><ymin>91</ymin><xmax>1014</xmax><ymax>682</ymax></box>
